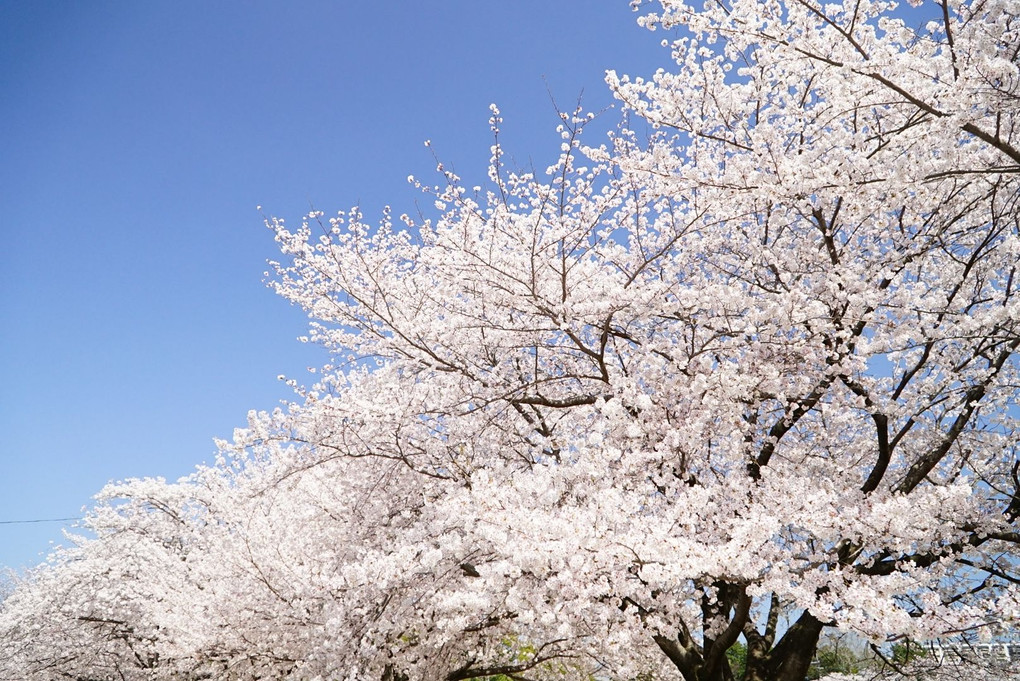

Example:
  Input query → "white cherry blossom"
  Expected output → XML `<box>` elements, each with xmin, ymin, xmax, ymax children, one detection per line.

<box><xmin>2</xmin><ymin>2</ymin><xmax>1019</xmax><ymax>680</ymax></box>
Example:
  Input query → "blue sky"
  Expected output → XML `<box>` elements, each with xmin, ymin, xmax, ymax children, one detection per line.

<box><xmin>0</xmin><ymin>2</ymin><xmax>669</xmax><ymax>572</ymax></box>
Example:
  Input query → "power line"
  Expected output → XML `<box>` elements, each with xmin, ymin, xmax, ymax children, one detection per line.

<box><xmin>0</xmin><ymin>517</ymin><xmax>82</xmax><ymax>525</ymax></box>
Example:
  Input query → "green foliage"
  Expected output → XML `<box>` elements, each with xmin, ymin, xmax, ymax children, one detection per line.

<box><xmin>809</xmin><ymin>648</ymin><xmax>859</xmax><ymax>678</ymax></box>
<box><xmin>726</xmin><ymin>641</ymin><xmax>747</xmax><ymax>680</ymax></box>
<box><xmin>807</xmin><ymin>634</ymin><xmax>869</xmax><ymax>680</ymax></box>
<box><xmin>891</xmin><ymin>640</ymin><xmax>927</xmax><ymax>665</ymax></box>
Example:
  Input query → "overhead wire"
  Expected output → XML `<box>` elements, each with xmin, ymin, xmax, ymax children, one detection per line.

<box><xmin>0</xmin><ymin>517</ymin><xmax>82</xmax><ymax>525</ymax></box>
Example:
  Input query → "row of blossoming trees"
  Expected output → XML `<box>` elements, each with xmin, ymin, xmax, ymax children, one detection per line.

<box><xmin>3</xmin><ymin>1</ymin><xmax>1020</xmax><ymax>680</ymax></box>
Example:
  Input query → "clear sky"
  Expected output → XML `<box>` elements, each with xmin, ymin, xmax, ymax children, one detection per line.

<box><xmin>0</xmin><ymin>2</ymin><xmax>671</xmax><ymax>573</ymax></box>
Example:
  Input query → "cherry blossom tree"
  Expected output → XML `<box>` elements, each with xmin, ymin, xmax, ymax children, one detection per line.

<box><xmin>2</xmin><ymin>0</ymin><xmax>1019</xmax><ymax>680</ymax></box>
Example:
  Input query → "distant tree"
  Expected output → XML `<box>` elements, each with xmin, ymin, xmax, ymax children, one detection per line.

<box><xmin>890</xmin><ymin>639</ymin><xmax>928</xmax><ymax>666</ymax></box>
<box><xmin>2</xmin><ymin>0</ymin><xmax>1020</xmax><ymax>680</ymax></box>
<box><xmin>808</xmin><ymin>632</ymin><xmax>869</xmax><ymax>679</ymax></box>
<box><xmin>727</xmin><ymin>641</ymin><xmax>748</xmax><ymax>679</ymax></box>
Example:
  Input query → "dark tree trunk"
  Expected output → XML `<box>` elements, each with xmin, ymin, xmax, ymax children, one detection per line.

<box><xmin>381</xmin><ymin>663</ymin><xmax>409</xmax><ymax>681</ymax></box>
<box><xmin>658</xmin><ymin>592</ymin><xmax>825</xmax><ymax>681</ymax></box>
<box><xmin>752</xmin><ymin>610</ymin><xmax>825</xmax><ymax>681</ymax></box>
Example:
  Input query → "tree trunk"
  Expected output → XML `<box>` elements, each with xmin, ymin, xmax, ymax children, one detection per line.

<box><xmin>750</xmin><ymin>610</ymin><xmax>825</xmax><ymax>681</ymax></box>
<box><xmin>381</xmin><ymin>663</ymin><xmax>408</xmax><ymax>681</ymax></box>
